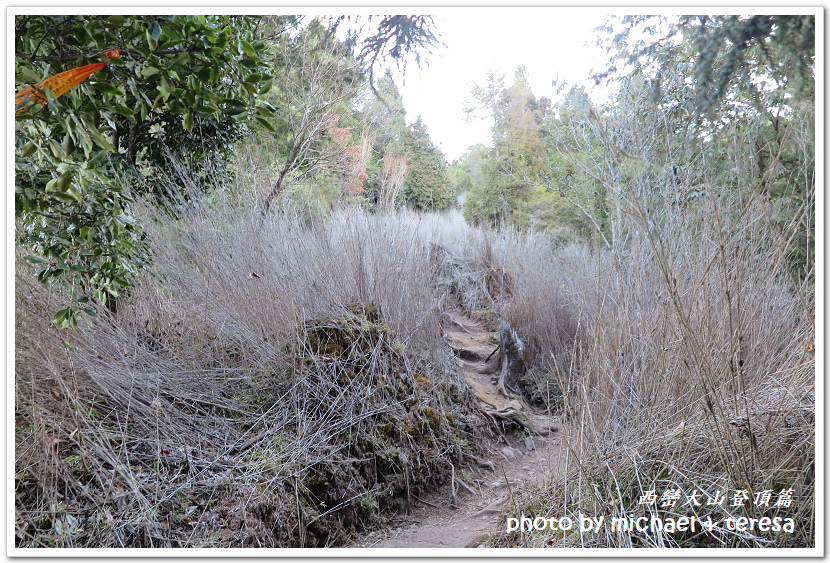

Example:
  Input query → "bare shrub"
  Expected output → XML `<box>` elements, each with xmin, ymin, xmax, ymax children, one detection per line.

<box><xmin>377</xmin><ymin>154</ymin><xmax>408</xmax><ymax>214</ymax></box>
<box><xmin>494</xmin><ymin>235</ymin><xmax>587</xmax><ymax>395</ymax></box>
<box><xmin>492</xmin><ymin>194</ymin><xmax>814</xmax><ymax>548</ymax></box>
<box><xmin>485</xmin><ymin>63</ymin><xmax>815</xmax><ymax>548</ymax></box>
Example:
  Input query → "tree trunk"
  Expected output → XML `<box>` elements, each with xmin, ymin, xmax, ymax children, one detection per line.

<box><xmin>128</xmin><ymin>123</ymin><xmax>140</xmax><ymax>166</ymax></box>
<box><xmin>495</xmin><ymin>322</ymin><xmax>525</xmax><ymax>398</ymax></box>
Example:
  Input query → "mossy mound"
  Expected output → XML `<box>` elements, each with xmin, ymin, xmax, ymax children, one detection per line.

<box><xmin>304</xmin><ymin>302</ymin><xmax>389</xmax><ymax>363</ymax></box>
<box><xmin>263</xmin><ymin>302</ymin><xmax>480</xmax><ymax>545</ymax></box>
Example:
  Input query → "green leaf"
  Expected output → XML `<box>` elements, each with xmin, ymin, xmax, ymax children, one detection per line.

<box><xmin>24</xmin><ymin>254</ymin><xmax>49</xmax><ymax>264</ymax></box>
<box><xmin>45</xmin><ymin>177</ymin><xmax>60</xmax><ymax>192</ymax></box>
<box><xmin>56</xmin><ymin>170</ymin><xmax>73</xmax><ymax>191</ymax></box>
<box><xmin>255</xmin><ymin>116</ymin><xmax>276</xmax><ymax>132</ymax></box>
<box><xmin>76</xmin><ymin>126</ymin><xmax>93</xmax><ymax>157</ymax></box>
<box><xmin>61</xmin><ymin>134</ymin><xmax>75</xmax><ymax>156</ymax></box>
<box><xmin>256</xmin><ymin>104</ymin><xmax>277</xmax><ymax>118</ymax></box>
<box><xmin>65</xmin><ymin>185</ymin><xmax>83</xmax><ymax>203</ymax></box>
<box><xmin>17</xmin><ymin>66</ymin><xmax>42</xmax><ymax>83</ymax></box>
<box><xmin>171</xmin><ymin>52</ymin><xmax>190</xmax><ymax>67</ymax></box>
<box><xmin>223</xmin><ymin>97</ymin><xmax>247</xmax><ymax>108</ymax></box>
<box><xmin>158</xmin><ymin>75</ymin><xmax>175</xmax><ymax>100</ymax></box>
<box><xmin>141</xmin><ymin>66</ymin><xmax>160</xmax><ymax>78</ymax></box>
<box><xmin>51</xmin><ymin>192</ymin><xmax>79</xmax><ymax>202</ymax></box>
<box><xmin>21</xmin><ymin>141</ymin><xmax>37</xmax><ymax>157</ymax></box>
<box><xmin>148</xmin><ymin>21</ymin><xmax>162</xmax><ymax>41</ymax></box>
<box><xmin>258</xmin><ymin>79</ymin><xmax>273</xmax><ymax>95</ymax></box>
<box><xmin>162</xmin><ymin>26</ymin><xmax>181</xmax><ymax>43</ymax></box>
<box><xmin>86</xmin><ymin>125</ymin><xmax>115</xmax><ymax>152</ymax></box>
<box><xmin>53</xmin><ymin>308</ymin><xmax>71</xmax><ymax>328</ymax></box>
<box><xmin>48</xmin><ymin>139</ymin><xmax>63</xmax><ymax>159</ymax></box>
<box><xmin>224</xmin><ymin>107</ymin><xmax>247</xmax><ymax>117</ymax></box>
<box><xmin>133</xmin><ymin>45</ymin><xmax>152</xmax><ymax>58</ymax></box>
<box><xmin>93</xmin><ymin>82</ymin><xmax>123</xmax><ymax>95</ymax></box>
<box><xmin>112</xmin><ymin>106</ymin><xmax>136</xmax><ymax>118</ymax></box>
<box><xmin>239</xmin><ymin>39</ymin><xmax>255</xmax><ymax>56</ymax></box>
<box><xmin>183</xmin><ymin>111</ymin><xmax>194</xmax><ymax>132</ymax></box>
<box><xmin>194</xmin><ymin>66</ymin><xmax>212</xmax><ymax>82</ymax></box>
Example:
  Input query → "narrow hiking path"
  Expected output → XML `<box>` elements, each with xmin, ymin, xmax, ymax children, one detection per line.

<box><xmin>351</xmin><ymin>310</ymin><xmax>566</xmax><ymax>549</ymax></box>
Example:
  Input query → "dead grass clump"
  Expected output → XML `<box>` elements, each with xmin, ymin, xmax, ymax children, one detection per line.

<box><xmin>428</xmin><ymin>241</ymin><xmax>493</xmax><ymax>316</ymax></box>
<box><xmin>230</xmin><ymin>300</ymin><xmax>477</xmax><ymax>546</ymax></box>
<box><xmin>14</xmin><ymin>178</ymin><xmax>482</xmax><ymax>548</ymax></box>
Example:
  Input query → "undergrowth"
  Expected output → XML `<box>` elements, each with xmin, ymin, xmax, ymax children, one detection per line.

<box><xmin>490</xmin><ymin>194</ymin><xmax>815</xmax><ymax>548</ymax></box>
<box><xmin>15</xmin><ymin>181</ymin><xmax>485</xmax><ymax>548</ymax></box>
<box><xmin>15</xmin><ymin>163</ymin><xmax>814</xmax><ymax>549</ymax></box>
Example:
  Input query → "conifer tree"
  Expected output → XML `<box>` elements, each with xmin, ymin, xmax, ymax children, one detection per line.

<box><xmin>401</xmin><ymin>117</ymin><xmax>453</xmax><ymax>210</ymax></box>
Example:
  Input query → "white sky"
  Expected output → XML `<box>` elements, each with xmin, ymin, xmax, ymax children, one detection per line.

<box><xmin>386</xmin><ymin>9</ymin><xmax>612</xmax><ymax>162</ymax></box>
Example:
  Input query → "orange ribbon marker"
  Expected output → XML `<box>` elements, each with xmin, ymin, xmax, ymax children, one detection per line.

<box><xmin>15</xmin><ymin>50</ymin><xmax>121</xmax><ymax>115</ymax></box>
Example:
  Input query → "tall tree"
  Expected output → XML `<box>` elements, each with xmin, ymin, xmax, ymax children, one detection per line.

<box><xmin>401</xmin><ymin>116</ymin><xmax>453</xmax><ymax>210</ymax></box>
<box><xmin>360</xmin><ymin>70</ymin><xmax>410</xmax><ymax>209</ymax></box>
<box><xmin>463</xmin><ymin>67</ymin><xmax>552</xmax><ymax>229</ymax></box>
<box><xmin>536</xmin><ymin>86</ymin><xmax>604</xmax><ymax>242</ymax></box>
<box><xmin>463</xmin><ymin>71</ymin><xmax>506</xmax><ymax>151</ymax></box>
<box><xmin>257</xmin><ymin>19</ymin><xmax>364</xmax><ymax>211</ymax></box>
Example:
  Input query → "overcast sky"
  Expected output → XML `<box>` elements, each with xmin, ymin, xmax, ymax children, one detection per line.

<box><xmin>386</xmin><ymin>8</ymin><xmax>613</xmax><ymax>161</ymax></box>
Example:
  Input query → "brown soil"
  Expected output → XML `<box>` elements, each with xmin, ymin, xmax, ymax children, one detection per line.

<box><xmin>351</xmin><ymin>310</ymin><xmax>565</xmax><ymax>548</ymax></box>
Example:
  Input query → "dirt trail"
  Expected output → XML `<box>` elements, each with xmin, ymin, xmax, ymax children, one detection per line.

<box><xmin>352</xmin><ymin>310</ymin><xmax>565</xmax><ymax>549</ymax></box>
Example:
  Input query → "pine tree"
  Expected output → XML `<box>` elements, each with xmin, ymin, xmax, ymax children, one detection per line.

<box><xmin>401</xmin><ymin>116</ymin><xmax>453</xmax><ymax>210</ymax></box>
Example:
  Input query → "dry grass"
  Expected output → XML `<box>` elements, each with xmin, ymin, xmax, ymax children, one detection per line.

<box><xmin>14</xmin><ymin>161</ymin><xmax>814</xmax><ymax>549</ymax></box>
<box><xmin>14</xmin><ymin>177</ymin><xmax>484</xmax><ymax>548</ymax></box>
<box><xmin>491</xmin><ymin>194</ymin><xmax>815</xmax><ymax>548</ymax></box>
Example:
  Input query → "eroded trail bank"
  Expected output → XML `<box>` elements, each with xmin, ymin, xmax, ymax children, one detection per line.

<box><xmin>352</xmin><ymin>310</ymin><xmax>566</xmax><ymax>548</ymax></box>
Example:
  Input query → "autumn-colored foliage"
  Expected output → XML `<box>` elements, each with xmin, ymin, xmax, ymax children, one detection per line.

<box><xmin>326</xmin><ymin>113</ymin><xmax>372</xmax><ymax>195</ymax></box>
<box><xmin>15</xmin><ymin>50</ymin><xmax>121</xmax><ymax>115</ymax></box>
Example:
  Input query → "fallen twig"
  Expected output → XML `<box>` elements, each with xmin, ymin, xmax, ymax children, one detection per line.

<box><xmin>455</xmin><ymin>477</ymin><xmax>477</xmax><ymax>496</ymax></box>
<box><xmin>412</xmin><ymin>494</ymin><xmax>440</xmax><ymax>509</ymax></box>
